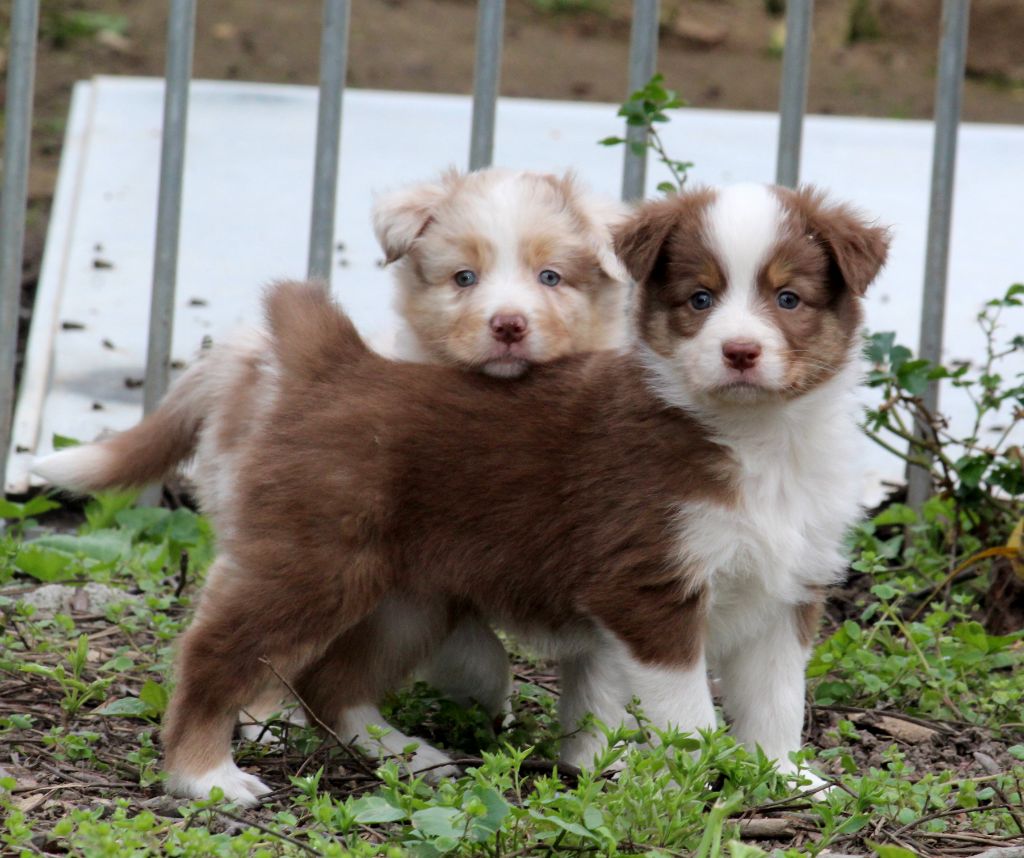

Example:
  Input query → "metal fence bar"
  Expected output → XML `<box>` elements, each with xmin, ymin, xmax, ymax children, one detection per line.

<box><xmin>469</xmin><ymin>0</ymin><xmax>505</xmax><ymax>171</ymax></box>
<box><xmin>0</xmin><ymin>0</ymin><xmax>40</xmax><ymax>482</ymax></box>
<box><xmin>307</xmin><ymin>0</ymin><xmax>351</xmax><ymax>282</ymax></box>
<box><xmin>142</xmin><ymin>0</ymin><xmax>196</xmax><ymax>417</ymax></box>
<box><xmin>906</xmin><ymin>0</ymin><xmax>971</xmax><ymax>508</ymax></box>
<box><xmin>621</xmin><ymin>0</ymin><xmax>659</xmax><ymax>202</ymax></box>
<box><xmin>775</xmin><ymin>0</ymin><xmax>813</xmax><ymax>188</ymax></box>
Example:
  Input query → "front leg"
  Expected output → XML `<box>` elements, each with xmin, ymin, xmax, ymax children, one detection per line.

<box><xmin>559</xmin><ymin>631</ymin><xmax>716</xmax><ymax>769</ymax></box>
<box><xmin>715</xmin><ymin>602</ymin><xmax>818</xmax><ymax>773</ymax></box>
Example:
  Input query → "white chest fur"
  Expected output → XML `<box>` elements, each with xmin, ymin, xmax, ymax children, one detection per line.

<box><xmin>675</xmin><ymin>365</ymin><xmax>865</xmax><ymax>658</ymax></box>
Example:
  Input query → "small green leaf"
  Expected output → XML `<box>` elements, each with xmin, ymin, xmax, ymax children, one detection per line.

<box><xmin>350</xmin><ymin>795</ymin><xmax>406</xmax><ymax>824</ymax></box>
<box><xmin>15</xmin><ymin>544</ymin><xmax>74</xmax><ymax>581</ymax></box>
<box><xmin>837</xmin><ymin>814</ymin><xmax>870</xmax><ymax>835</ymax></box>
<box><xmin>94</xmin><ymin>697</ymin><xmax>155</xmax><ymax>718</ymax></box>
<box><xmin>412</xmin><ymin>806</ymin><xmax>462</xmax><ymax>840</ymax></box>
<box><xmin>139</xmin><ymin>680</ymin><xmax>169</xmax><ymax>715</ymax></box>
<box><xmin>867</xmin><ymin>841</ymin><xmax>919</xmax><ymax>858</ymax></box>
<box><xmin>32</xmin><ymin>530</ymin><xmax>131</xmax><ymax>562</ymax></box>
<box><xmin>895</xmin><ymin>358</ymin><xmax>932</xmax><ymax>395</ymax></box>
<box><xmin>20</xmin><ymin>496</ymin><xmax>62</xmax><ymax>518</ymax></box>
<box><xmin>872</xmin><ymin>503</ymin><xmax>917</xmax><ymax>526</ymax></box>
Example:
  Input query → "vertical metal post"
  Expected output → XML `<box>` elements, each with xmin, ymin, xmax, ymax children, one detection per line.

<box><xmin>621</xmin><ymin>0</ymin><xmax>659</xmax><ymax>202</ymax></box>
<box><xmin>469</xmin><ymin>0</ymin><xmax>505</xmax><ymax>171</ymax></box>
<box><xmin>907</xmin><ymin>0</ymin><xmax>971</xmax><ymax>508</ymax></box>
<box><xmin>0</xmin><ymin>0</ymin><xmax>40</xmax><ymax>484</ymax></box>
<box><xmin>775</xmin><ymin>0</ymin><xmax>814</xmax><ymax>188</ymax></box>
<box><xmin>307</xmin><ymin>0</ymin><xmax>350</xmax><ymax>282</ymax></box>
<box><xmin>143</xmin><ymin>0</ymin><xmax>195</xmax><ymax>417</ymax></box>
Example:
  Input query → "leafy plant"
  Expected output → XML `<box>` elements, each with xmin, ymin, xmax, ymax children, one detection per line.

<box><xmin>18</xmin><ymin>635</ymin><xmax>112</xmax><ymax>718</ymax></box>
<box><xmin>600</xmin><ymin>73</ymin><xmax>694</xmax><ymax>193</ymax></box>
<box><xmin>864</xmin><ymin>283</ymin><xmax>1024</xmax><ymax>539</ymax></box>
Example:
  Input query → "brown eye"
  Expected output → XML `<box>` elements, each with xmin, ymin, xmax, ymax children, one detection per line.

<box><xmin>454</xmin><ymin>270</ymin><xmax>478</xmax><ymax>287</ymax></box>
<box><xmin>777</xmin><ymin>290</ymin><xmax>800</xmax><ymax>310</ymax></box>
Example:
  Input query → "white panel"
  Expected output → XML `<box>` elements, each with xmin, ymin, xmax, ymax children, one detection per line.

<box><xmin>9</xmin><ymin>77</ymin><xmax>1024</xmax><ymax>502</ymax></box>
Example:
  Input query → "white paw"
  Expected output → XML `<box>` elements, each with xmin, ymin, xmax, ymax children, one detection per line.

<box><xmin>166</xmin><ymin>759</ymin><xmax>271</xmax><ymax>807</ymax></box>
<box><xmin>407</xmin><ymin>742</ymin><xmax>462</xmax><ymax>783</ymax></box>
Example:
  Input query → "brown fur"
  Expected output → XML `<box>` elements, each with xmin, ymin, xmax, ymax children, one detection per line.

<box><xmin>39</xmin><ymin>184</ymin><xmax>891</xmax><ymax>792</ymax></box>
<box><xmin>795</xmin><ymin>595</ymin><xmax>825</xmax><ymax>648</ymax></box>
<box><xmin>161</xmin><ymin>280</ymin><xmax>737</xmax><ymax>774</ymax></box>
<box><xmin>778</xmin><ymin>186</ymin><xmax>891</xmax><ymax>297</ymax></box>
<box><xmin>614</xmin><ymin>185</ymin><xmax>887</xmax><ymax>399</ymax></box>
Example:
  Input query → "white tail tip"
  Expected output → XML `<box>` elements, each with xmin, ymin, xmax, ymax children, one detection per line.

<box><xmin>32</xmin><ymin>446</ymin><xmax>113</xmax><ymax>493</ymax></box>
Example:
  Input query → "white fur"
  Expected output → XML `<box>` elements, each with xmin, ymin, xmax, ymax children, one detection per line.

<box><xmin>165</xmin><ymin>757</ymin><xmax>271</xmax><ymax>807</ymax></box>
<box><xmin>559</xmin><ymin>628</ymin><xmax>716</xmax><ymax>768</ymax></box>
<box><xmin>32</xmin><ymin>445</ymin><xmax>117</xmax><ymax>493</ymax></box>
<box><xmin>377</xmin><ymin>169</ymin><xmax>630</xmax><ymax>378</ymax></box>
<box><xmin>418</xmin><ymin>612</ymin><xmax>512</xmax><ymax>718</ymax></box>
<box><xmin>337</xmin><ymin>704</ymin><xmax>460</xmax><ymax>782</ymax></box>
<box><xmin>660</xmin><ymin>185</ymin><xmax>793</xmax><ymax>398</ymax></box>
<box><xmin>634</xmin><ymin>186</ymin><xmax>868</xmax><ymax>773</ymax></box>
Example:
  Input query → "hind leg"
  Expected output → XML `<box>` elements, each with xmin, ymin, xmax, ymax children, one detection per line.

<box><xmin>162</xmin><ymin>555</ymin><xmax>380</xmax><ymax>805</ymax></box>
<box><xmin>418</xmin><ymin>610</ymin><xmax>511</xmax><ymax>720</ymax></box>
<box><xmin>296</xmin><ymin>594</ymin><xmax>459</xmax><ymax>781</ymax></box>
<box><xmin>238</xmin><ymin>685</ymin><xmax>307</xmax><ymax>743</ymax></box>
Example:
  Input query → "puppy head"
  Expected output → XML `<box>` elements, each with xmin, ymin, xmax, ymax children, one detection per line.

<box><xmin>616</xmin><ymin>183</ymin><xmax>890</xmax><ymax>405</ymax></box>
<box><xmin>373</xmin><ymin>168</ymin><xmax>630</xmax><ymax>378</ymax></box>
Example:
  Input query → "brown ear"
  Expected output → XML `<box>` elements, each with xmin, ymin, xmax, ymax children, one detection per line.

<box><xmin>789</xmin><ymin>186</ymin><xmax>891</xmax><ymax>295</ymax></box>
<box><xmin>612</xmin><ymin>197</ymin><xmax>680</xmax><ymax>285</ymax></box>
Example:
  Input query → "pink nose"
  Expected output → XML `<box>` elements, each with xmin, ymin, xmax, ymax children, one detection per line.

<box><xmin>722</xmin><ymin>340</ymin><xmax>762</xmax><ymax>371</ymax></box>
<box><xmin>490</xmin><ymin>314</ymin><xmax>528</xmax><ymax>344</ymax></box>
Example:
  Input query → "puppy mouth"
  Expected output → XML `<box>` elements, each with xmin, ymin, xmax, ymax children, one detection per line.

<box><xmin>703</xmin><ymin>368</ymin><xmax>779</xmax><ymax>399</ymax></box>
<box><xmin>481</xmin><ymin>353</ymin><xmax>532</xmax><ymax>378</ymax></box>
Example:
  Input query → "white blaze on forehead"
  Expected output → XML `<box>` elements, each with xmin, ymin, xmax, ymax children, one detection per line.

<box><xmin>668</xmin><ymin>183</ymin><xmax>790</xmax><ymax>393</ymax></box>
<box><xmin>463</xmin><ymin>173</ymin><xmax>553</xmax><ymax>318</ymax></box>
<box><xmin>705</xmin><ymin>184</ymin><xmax>784</xmax><ymax>293</ymax></box>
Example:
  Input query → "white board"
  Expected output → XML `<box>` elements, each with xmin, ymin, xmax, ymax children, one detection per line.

<box><xmin>8</xmin><ymin>76</ymin><xmax>1023</xmax><ymax>502</ymax></box>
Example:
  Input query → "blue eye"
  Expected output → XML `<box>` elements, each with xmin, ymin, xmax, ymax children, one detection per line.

<box><xmin>690</xmin><ymin>290</ymin><xmax>713</xmax><ymax>311</ymax></box>
<box><xmin>539</xmin><ymin>269</ymin><xmax>561</xmax><ymax>287</ymax></box>
<box><xmin>454</xmin><ymin>270</ymin><xmax>478</xmax><ymax>287</ymax></box>
<box><xmin>777</xmin><ymin>290</ymin><xmax>800</xmax><ymax>310</ymax></box>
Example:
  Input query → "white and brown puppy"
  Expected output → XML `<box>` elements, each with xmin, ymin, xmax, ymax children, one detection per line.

<box><xmin>35</xmin><ymin>167</ymin><xmax>631</xmax><ymax>773</ymax></box>
<box><xmin>36</xmin><ymin>184</ymin><xmax>889</xmax><ymax>807</ymax></box>
<box><xmin>376</xmin><ymin>167</ymin><xmax>630</xmax><ymax>376</ymax></box>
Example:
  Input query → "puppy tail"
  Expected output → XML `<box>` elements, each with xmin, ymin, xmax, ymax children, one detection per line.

<box><xmin>263</xmin><ymin>279</ymin><xmax>369</xmax><ymax>379</ymax></box>
<box><xmin>32</xmin><ymin>359</ymin><xmax>209</xmax><ymax>494</ymax></box>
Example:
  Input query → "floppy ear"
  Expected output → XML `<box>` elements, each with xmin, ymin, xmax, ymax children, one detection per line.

<box><xmin>791</xmin><ymin>186</ymin><xmax>891</xmax><ymax>295</ymax></box>
<box><xmin>612</xmin><ymin>196</ymin><xmax>684</xmax><ymax>286</ymax></box>
<box><xmin>551</xmin><ymin>171</ymin><xmax>632</xmax><ymax>284</ymax></box>
<box><xmin>371</xmin><ymin>177</ymin><xmax>453</xmax><ymax>264</ymax></box>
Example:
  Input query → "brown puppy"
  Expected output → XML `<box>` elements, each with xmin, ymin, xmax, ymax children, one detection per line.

<box><xmin>37</xmin><ymin>183</ymin><xmax>889</xmax><ymax>805</ymax></box>
<box><xmin>37</xmin><ymin>167</ymin><xmax>632</xmax><ymax>761</ymax></box>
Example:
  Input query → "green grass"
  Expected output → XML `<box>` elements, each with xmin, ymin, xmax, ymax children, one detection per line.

<box><xmin>4</xmin><ymin>288</ymin><xmax>1024</xmax><ymax>856</ymax></box>
<box><xmin>1</xmin><ymin>483</ymin><xmax>1023</xmax><ymax>855</ymax></box>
